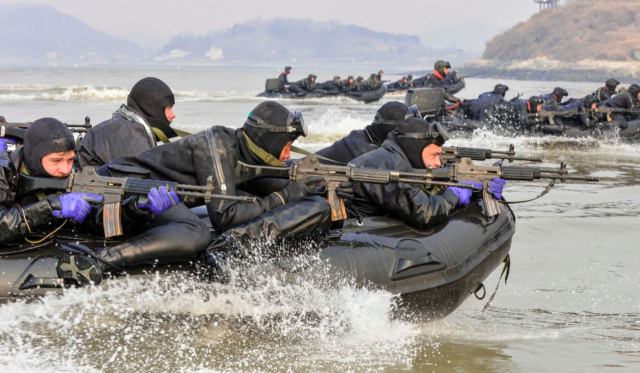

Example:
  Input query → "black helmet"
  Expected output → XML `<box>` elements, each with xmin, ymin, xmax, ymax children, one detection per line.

<box><xmin>357</xmin><ymin>76</ymin><xmax>364</xmax><ymax>82</ymax></box>
<box><xmin>284</xmin><ymin>66</ymin><xmax>292</xmax><ymax>72</ymax></box>
<box><xmin>552</xmin><ymin>87</ymin><xmax>569</xmax><ymax>101</ymax></box>
<box><xmin>494</xmin><ymin>84</ymin><xmax>509</xmax><ymax>97</ymax></box>
<box><xmin>370</xmin><ymin>73</ymin><xmax>378</xmax><ymax>80</ymax></box>
<box><xmin>528</xmin><ymin>96</ymin><xmax>544</xmax><ymax>111</ymax></box>
<box><xmin>402</xmin><ymin>76</ymin><xmax>407</xmax><ymax>81</ymax></box>
<box><xmin>127</xmin><ymin>77</ymin><xmax>175</xmax><ymax>125</ymax></box>
<box><xmin>378</xmin><ymin>70</ymin><xmax>384</xmax><ymax>74</ymax></box>
<box><xmin>434</xmin><ymin>60</ymin><xmax>451</xmax><ymax>76</ymax></box>
<box><xmin>391</xmin><ymin>118</ymin><xmax>449</xmax><ymax>169</ymax></box>
<box><xmin>369</xmin><ymin>101</ymin><xmax>409</xmax><ymax>143</ymax></box>
<box><xmin>243</xmin><ymin>101</ymin><xmax>307</xmax><ymax>161</ymax></box>
<box><xmin>308</xmin><ymin>74</ymin><xmax>317</xmax><ymax>80</ymax></box>
<box><xmin>347</xmin><ymin>75</ymin><xmax>354</xmax><ymax>80</ymax></box>
<box><xmin>605</xmin><ymin>78</ymin><xmax>619</xmax><ymax>91</ymax></box>
<box><xmin>333</xmin><ymin>76</ymin><xmax>340</xmax><ymax>82</ymax></box>
<box><xmin>582</xmin><ymin>95</ymin><xmax>597</xmax><ymax>109</ymax></box>
<box><xmin>628</xmin><ymin>83</ymin><xmax>640</xmax><ymax>98</ymax></box>
<box><xmin>407</xmin><ymin>74</ymin><xmax>413</xmax><ymax>80</ymax></box>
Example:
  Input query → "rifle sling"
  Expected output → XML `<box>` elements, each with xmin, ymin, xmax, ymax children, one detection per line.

<box><xmin>499</xmin><ymin>180</ymin><xmax>555</xmax><ymax>204</ymax></box>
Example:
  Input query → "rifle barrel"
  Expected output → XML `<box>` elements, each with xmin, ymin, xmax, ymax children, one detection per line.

<box><xmin>176</xmin><ymin>190</ymin><xmax>257</xmax><ymax>202</ymax></box>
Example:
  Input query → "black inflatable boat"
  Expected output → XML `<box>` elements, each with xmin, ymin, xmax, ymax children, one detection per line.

<box><xmin>0</xmin><ymin>199</ymin><xmax>514</xmax><ymax>318</ymax></box>
<box><xmin>257</xmin><ymin>86</ymin><xmax>387</xmax><ymax>104</ymax></box>
<box><xmin>257</xmin><ymin>78</ymin><xmax>386</xmax><ymax>103</ymax></box>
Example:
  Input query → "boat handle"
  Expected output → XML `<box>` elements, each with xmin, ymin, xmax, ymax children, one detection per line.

<box><xmin>396</xmin><ymin>253</ymin><xmax>441</xmax><ymax>273</ymax></box>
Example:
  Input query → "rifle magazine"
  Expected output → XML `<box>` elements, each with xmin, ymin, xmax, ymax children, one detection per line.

<box><xmin>103</xmin><ymin>202</ymin><xmax>123</xmax><ymax>238</ymax></box>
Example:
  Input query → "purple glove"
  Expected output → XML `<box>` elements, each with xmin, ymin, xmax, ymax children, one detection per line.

<box><xmin>0</xmin><ymin>137</ymin><xmax>18</xmax><ymax>151</ymax></box>
<box><xmin>488</xmin><ymin>178</ymin><xmax>506</xmax><ymax>200</ymax></box>
<box><xmin>52</xmin><ymin>193</ymin><xmax>104</xmax><ymax>224</ymax></box>
<box><xmin>137</xmin><ymin>186</ymin><xmax>180</xmax><ymax>214</ymax></box>
<box><xmin>448</xmin><ymin>182</ymin><xmax>482</xmax><ymax>205</ymax></box>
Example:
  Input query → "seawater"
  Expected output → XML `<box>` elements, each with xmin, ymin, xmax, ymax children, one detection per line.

<box><xmin>0</xmin><ymin>67</ymin><xmax>639</xmax><ymax>372</ymax></box>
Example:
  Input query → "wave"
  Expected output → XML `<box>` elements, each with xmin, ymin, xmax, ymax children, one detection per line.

<box><xmin>0</xmin><ymin>84</ymin><xmax>375</xmax><ymax>105</ymax></box>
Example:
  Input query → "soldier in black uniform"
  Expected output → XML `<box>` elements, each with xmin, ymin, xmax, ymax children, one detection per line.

<box><xmin>592</xmin><ymin>78</ymin><xmax>620</xmax><ymax>103</ymax></box>
<box><xmin>76</xmin><ymin>77</ymin><xmax>180</xmax><ymax>168</ymax></box>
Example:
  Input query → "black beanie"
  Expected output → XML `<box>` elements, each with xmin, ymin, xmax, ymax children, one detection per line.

<box><xmin>528</xmin><ymin>96</ymin><xmax>544</xmax><ymax>111</ymax></box>
<box><xmin>127</xmin><ymin>77</ymin><xmax>175</xmax><ymax>125</ymax></box>
<box><xmin>390</xmin><ymin>118</ymin><xmax>448</xmax><ymax>169</ymax></box>
<box><xmin>605</xmin><ymin>79</ymin><xmax>620</xmax><ymax>92</ymax></box>
<box><xmin>494</xmin><ymin>84</ymin><xmax>509</xmax><ymax>97</ymax></box>
<box><xmin>243</xmin><ymin>101</ymin><xmax>298</xmax><ymax>161</ymax></box>
<box><xmin>628</xmin><ymin>84</ymin><xmax>640</xmax><ymax>98</ymax></box>
<box><xmin>552</xmin><ymin>87</ymin><xmax>568</xmax><ymax>101</ymax></box>
<box><xmin>23</xmin><ymin>118</ymin><xmax>76</xmax><ymax>177</ymax></box>
<box><xmin>582</xmin><ymin>95</ymin><xmax>597</xmax><ymax>109</ymax></box>
<box><xmin>369</xmin><ymin>101</ymin><xmax>408</xmax><ymax>144</ymax></box>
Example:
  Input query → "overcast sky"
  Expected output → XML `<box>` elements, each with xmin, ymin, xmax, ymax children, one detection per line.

<box><xmin>0</xmin><ymin>0</ymin><xmax>540</xmax><ymax>47</ymax></box>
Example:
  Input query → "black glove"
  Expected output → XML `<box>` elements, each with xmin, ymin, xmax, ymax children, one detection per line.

<box><xmin>335</xmin><ymin>181</ymin><xmax>354</xmax><ymax>201</ymax></box>
<box><xmin>280</xmin><ymin>176</ymin><xmax>324</xmax><ymax>202</ymax></box>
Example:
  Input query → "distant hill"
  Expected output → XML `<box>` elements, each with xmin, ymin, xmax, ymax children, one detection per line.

<box><xmin>461</xmin><ymin>0</ymin><xmax>640</xmax><ymax>81</ymax></box>
<box><xmin>0</xmin><ymin>4</ymin><xmax>142</xmax><ymax>65</ymax></box>
<box><xmin>158</xmin><ymin>18</ymin><xmax>476</xmax><ymax>70</ymax></box>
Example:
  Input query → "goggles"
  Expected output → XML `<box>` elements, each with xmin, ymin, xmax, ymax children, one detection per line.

<box><xmin>245</xmin><ymin>110</ymin><xmax>308</xmax><ymax>137</ymax></box>
<box><xmin>394</xmin><ymin>123</ymin><xmax>449</xmax><ymax>142</ymax></box>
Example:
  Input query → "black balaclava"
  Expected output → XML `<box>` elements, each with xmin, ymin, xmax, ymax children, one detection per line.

<box><xmin>628</xmin><ymin>84</ymin><xmax>640</xmax><ymax>101</ymax></box>
<box><xmin>243</xmin><ymin>101</ymin><xmax>299</xmax><ymax>160</ymax></box>
<box><xmin>368</xmin><ymin>101</ymin><xmax>408</xmax><ymax>144</ymax></box>
<box><xmin>127</xmin><ymin>77</ymin><xmax>175</xmax><ymax>125</ymax></box>
<box><xmin>528</xmin><ymin>96</ymin><xmax>544</xmax><ymax>112</ymax></box>
<box><xmin>552</xmin><ymin>87</ymin><xmax>569</xmax><ymax>102</ymax></box>
<box><xmin>582</xmin><ymin>95</ymin><xmax>597</xmax><ymax>109</ymax></box>
<box><xmin>605</xmin><ymin>78</ymin><xmax>620</xmax><ymax>91</ymax></box>
<box><xmin>389</xmin><ymin>118</ymin><xmax>448</xmax><ymax>169</ymax></box>
<box><xmin>23</xmin><ymin>118</ymin><xmax>76</xmax><ymax>177</ymax></box>
<box><xmin>494</xmin><ymin>84</ymin><xmax>509</xmax><ymax>97</ymax></box>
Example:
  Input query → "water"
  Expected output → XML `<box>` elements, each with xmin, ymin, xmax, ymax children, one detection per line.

<box><xmin>1</xmin><ymin>67</ymin><xmax>639</xmax><ymax>372</ymax></box>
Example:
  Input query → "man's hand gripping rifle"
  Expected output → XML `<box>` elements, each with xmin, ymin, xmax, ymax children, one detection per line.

<box><xmin>18</xmin><ymin>167</ymin><xmax>257</xmax><ymax>238</ymax></box>
<box><xmin>235</xmin><ymin>156</ymin><xmax>480</xmax><ymax>222</ymax></box>
<box><xmin>421</xmin><ymin>158</ymin><xmax>600</xmax><ymax>217</ymax></box>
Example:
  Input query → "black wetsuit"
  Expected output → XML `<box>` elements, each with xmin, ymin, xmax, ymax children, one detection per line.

<box><xmin>426</xmin><ymin>73</ymin><xmax>460</xmax><ymax>104</ymax></box>
<box><xmin>0</xmin><ymin>149</ymin><xmax>211</xmax><ymax>268</ymax></box>
<box><xmin>595</xmin><ymin>92</ymin><xmax>640</xmax><ymax>125</ymax></box>
<box><xmin>76</xmin><ymin>105</ymin><xmax>157</xmax><ymax>168</ymax></box>
<box><xmin>315</xmin><ymin>127</ymin><xmax>382</xmax><ymax>164</ymax></box>
<box><xmin>592</xmin><ymin>87</ymin><xmax>613</xmax><ymax>103</ymax></box>
<box><xmin>465</xmin><ymin>91</ymin><xmax>506</xmax><ymax>121</ymax></box>
<box><xmin>99</xmin><ymin>126</ymin><xmax>331</xmax><ymax>237</ymax></box>
<box><xmin>347</xmin><ymin>140</ymin><xmax>459</xmax><ymax>229</ymax></box>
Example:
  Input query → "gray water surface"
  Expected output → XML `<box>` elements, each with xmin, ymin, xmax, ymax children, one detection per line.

<box><xmin>0</xmin><ymin>67</ymin><xmax>638</xmax><ymax>372</ymax></box>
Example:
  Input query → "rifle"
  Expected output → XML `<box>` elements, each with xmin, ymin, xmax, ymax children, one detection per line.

<box><xmin>235</xmin><ymin>156</ymin><xmax>480</xmax><ymax>221</ymax></box>
<box><xmin>588</xmin><ymin>106</ymin><xmax>640</xmax><ymax>122</ymax></box>
<box><xmin>0</xmin><ymin>116</ymin><xmax>92</xmax><ymax>142</ymax></box>
<box><xmin>526</xmin><ymin>109</ymin><xmax>582</xmax><ymax>125</ymax></box>
<box><xmin>17</xmin><ymin>167</ymin><xmax>257</xmax><ymax>238</ymax></box>
<box><xmin>441</xmin><ymin>144</ymin><xmax>542</xmax><ymax>164</ymax></box>
<box><xmin>419</xmin><ymin>158</ymin><xmax>599</xmax><ymax>217</ymax></box>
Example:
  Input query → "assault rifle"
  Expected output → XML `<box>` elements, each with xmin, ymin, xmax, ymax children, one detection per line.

<box><xmin>17</xmin><ymin>167</ymin><xmax>257</xmax><ymax>238</ymax></box>
<box><xmin>0</xmin><ymin>116</ymin><xmax>92</xmax><ymax>142</ymax></box>
<box><xmin>588</xmin><ymin>106</ymin><xmax>640</xmax><ymax>122</ymax></box>
<box><xmin>235</xmin><ymin>156</ymin><xmax>480</xmax><ymax>221</ymax></box>
<box><xmin>418</xmin><ymin>158</ymin><xmax>599</xmax><ymax>217</ymax></box>
<box><xmin>525</xmin><ymin>109</ymin><xmax>581</xmax><ymax>125</ymax></box>
<box><xmin>441</xmin><ymin>144</ymin><xmax>542</xmax><ymax>164</ymax></box>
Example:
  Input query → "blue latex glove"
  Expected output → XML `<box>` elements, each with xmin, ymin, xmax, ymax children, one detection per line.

<box><xmin>138</xmin><ymin>186</ymin><xmax>180</xmax><ymax>214</ymax></box>
<box><xmin>0</xmin><ymin>137</ymin><xmax>18</xmax><ymax>151</ymax></box>
<box><xmin>488</xmin><ymin>178</ymin><xmax>506</xmax><ymax>200</ymax></box>
<box><xmin>447</xmin><ymin>182</ymin><xmax>482</xmax><ymax>205</ymax></box>
<box><xmin>53</xmin><ymin>193</ymin><xmax>104</xmax><ymax>223</ymax></box>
